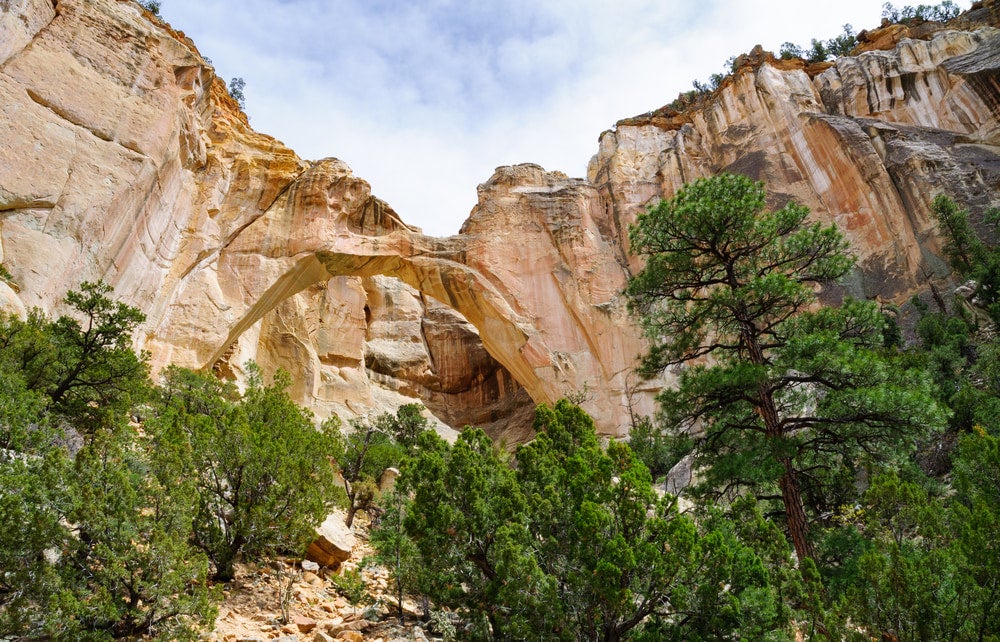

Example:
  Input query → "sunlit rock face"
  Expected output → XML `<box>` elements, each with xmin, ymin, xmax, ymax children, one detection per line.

<box><xmin>2</xmin><ymin>0</ymin><xmax>998</xmax><ymax>440</ymax></box>
<box><xmin>0</xmin><ymin>0</ymin><xmax>307</xmax><ymax>344</ymax></box>
<box><xmin>205</xmin><ymin>158</ymin><xmax>651</xmax><ymax>442</ymax></box>
<box><xmin>0</xmin><ymin>0</ymin><xmax>534</xmax><ymax>437</ymax></box>
<box><xmin>0</xmin><ymin>0</ymin><xmax>648</xmax><ymax>440</ymax></box>
<box><xmin>589</xmin><ymin>20</ymin><xmax>1000</xmax><ymax>304</ymax></box>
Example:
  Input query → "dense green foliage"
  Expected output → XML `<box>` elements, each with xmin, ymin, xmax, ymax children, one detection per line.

<box><xmin>152</xmin><ymin>365</ymin><xmax>342</xmax><ymax>580</ymax></box>
<box><xmin>375</xmin><ymin>400</ymin><xmax>811</xmax><ymax>641</ymax></box>
<box><xmin>0</xmin><ymin>284</ymin><xmax>342</xmax><ymax>638</ymax></box>
<box><xmin>882</xmin><ymin>1</ymin><xmax>963</xmax><ymax>23</ymax></box>
<box><xmin>625</xmin><ymin>173</ymin><xmax>944</xmax><ymax>562</ymax></box>
<box><xmin>931</xmin><ymin>194</ymin><xmax>1000</xmax><ymax>326</ymax></box>
<box><xmin>68</xmin><ymin>425</ymin><xmax>217</xmax><ymax>639</ymax></box>
<box><xmin>780</xmin><ymin>24</ymin><xmax>858</xmax><ymax>63</ymax></box>
<box><xmin>0</xmin><ymin>285</ymin><xmax>215</xmax><ymax>639</ymax></box>
<box><xmin>0</xmin><ymin>378</ymin><xmax>77</xmax><ymax>636</ymax></box>
<box><xmin>624</xmin><ymin>415</ymin><xmax>675</xmax><ymax>483</ymax></box>
<box><xmin>0</xmin><ymin>281</ymin><xmax>148</xmax><ymax>431</ymax></box>
<box><xmin>838</xmin><ymin>455</ymin><xmax>1000</xmax><ymax>641</ymax></box>
<box><xmin>0</xmin><ymin>417</ymin><xmax>218</xmax><ymax>640</ymax></box>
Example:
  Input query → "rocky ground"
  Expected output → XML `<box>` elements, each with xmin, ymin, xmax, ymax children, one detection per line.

<box><xmin>205</xmin><ymin>519</ymin><xmax>444</xmax><ymax>642</ymax></box>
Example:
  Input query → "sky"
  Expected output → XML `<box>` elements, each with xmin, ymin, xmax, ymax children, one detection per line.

<box><xmin>155</xmin><ymin>0</ymin><xmax>954</xmax><ymax>237</ymax></box>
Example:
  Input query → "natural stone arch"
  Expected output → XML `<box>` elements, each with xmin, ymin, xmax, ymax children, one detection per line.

<box><xmin>204</xmin><ymin>250</ymin><xmax>555</xmax><ymax>409</ymax></box>
<box><xmin>195</xmin><ymin>159</ymin><xmax>653</xmax><ymax>437</ymax></box>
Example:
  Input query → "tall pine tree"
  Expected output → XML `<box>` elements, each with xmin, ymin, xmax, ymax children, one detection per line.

<box><xmin>626</xmin><ymin>173</ymin><xmax>944</xmax><ymax>561</ymax></box>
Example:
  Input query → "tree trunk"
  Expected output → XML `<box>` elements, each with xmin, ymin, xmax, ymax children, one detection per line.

<box><xmin>395</xmin><ymin>564</ymin><xmax>404</xmax><ymax>623</ymax></box>
<box><xmin>213</xmin><ymin>533</ymin><xmax>245</xmax><ymax>582</ymax></box>
<box><xmin>753</xmin><ymin>348</ymin><xmax>814</xmax><ymax>562</ymax></box>
<box><xmin>779</xmin><ymin>458</ymin><xmax>814</xmax><ymax>562</ymax></box>
<box><xmin>741</xmin><ymin>312</ymin><xmax>815</xmax><ymax>562</ymax></box>
<box><xmin>214</xmin><ymin>556</ymin><xmax>238</xmax><ymax>582</ymax></box>
<box><xmin>762</xmin><ymin>383</ymin><xmax>815</xmax><ymax>562</ymax></box>
<box><xmin>345</xmin><ymin>492</ymin><xmax>358</xmax><ymax>528</ymax></box>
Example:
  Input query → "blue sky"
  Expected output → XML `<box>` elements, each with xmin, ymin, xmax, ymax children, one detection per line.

<box><xmin>156</xmin><ymin>0</ymin><xmax>955</xmax><ymax>236</ymax></box>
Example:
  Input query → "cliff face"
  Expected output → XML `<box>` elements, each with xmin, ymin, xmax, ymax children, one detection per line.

<box><xmin>0</xmin><ymin>0</ymin><xmax>648</xmax><ymax>440</ymax></box>
<box><xmin>2</xmin><ymin>0</ymin><xmax>999</xmax><ymax>440</ymax></box>
<box><xmin>202</xmin><ymin>158</ymin><xmax>644</xmax><ymax>441</ymax></box>
<box><xmin>591</xmin><ymin>18</ymin><xmax>1000</xmax><ymax>303</ymax></box>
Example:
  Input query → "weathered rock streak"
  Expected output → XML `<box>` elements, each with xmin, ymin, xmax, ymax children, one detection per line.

<box><xmin>591</xmin><ymin>22</ymin><xmax>1000</xmax><ymax>302</ymax></box>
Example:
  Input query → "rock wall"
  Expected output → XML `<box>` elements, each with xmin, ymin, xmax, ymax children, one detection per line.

<box><xmin>591</xmin><ymin>18</ymin><xmax>1000</xmax><ymax>304</ymax></box>
<box><xmin>201</xmin><ymin>159</ymin><xmax>649</xmax><ymax>440</ymax></box>
<box><xmin>2</xmin><ymin>0</ymin><xmax>999</xmax><ymax>440</ymax></box>
<box><xmin>0</xmin><ymin>0</ymin><xmax>647</xmax><ymax>440</ymax></box>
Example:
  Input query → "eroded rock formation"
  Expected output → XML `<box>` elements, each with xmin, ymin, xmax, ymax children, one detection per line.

<box><xmin>202</xmin><ymin>159</ymin><xmax>649</xmax><ymax>439</ymax></box>
<box><xmin>1</xmin><ymin>0</ymin><xmax>999</xmax><ymax>439</ymax></box>
<box><xmin>0</xmin><ymin>0</ymin><xmax>647</xmax><ymax>440</ymax></box>
<box><xmin>592</xmin><ymin>16</ymin><xmax>1000</xmax><ymax>304</ymax></box>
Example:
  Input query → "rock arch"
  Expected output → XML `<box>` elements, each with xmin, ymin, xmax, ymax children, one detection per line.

<box><xmin>205</xmin><ymin>249</ymin><xmax>551</xmax><ymax>407</ymax></box>
<box><xmin>196</xmin><ymin>160</ymin><xmax>653</xmax><ymax>436</ymax></box>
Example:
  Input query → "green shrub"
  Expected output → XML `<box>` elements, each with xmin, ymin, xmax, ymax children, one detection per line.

<box><xmin>152</xmin><ymin>365</ymin><xmax>341</xmax><ymax>581</ymax></box>
<box><xmin>0</xmin><ymin>285</ymin><xmax>214</xmax><ymax>639</ymax></box>
<box><xmin>333</xmin><ymin>404</ymin><xmax>426</xmax><ymax>527</ymax></box>
<box><xmin>378</xmin><ymin>401</ymin><xmax>794</xmax><ymax>641</ymax></box>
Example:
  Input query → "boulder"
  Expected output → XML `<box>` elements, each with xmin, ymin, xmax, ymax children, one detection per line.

<box><xmin>324</xmin><ymin>619</ymin><xmax>369</xmax><ymax>636</ymax></box>
<box><xmin>292</xmin><ymin>615</ymin><xmax>317</xmax><ymax>633</ymax></box>
<box><xmin>305</xmin><ymin>514</ymin><xmax>354</xmax><ymax>569</ymax></box>
<box><xmin>0</xmin><ymin>283</ymin><xmax>25</xmax><ymax>320</ymax></box>
<box><xmin>378</xmin><ymin>467</ymin><xmax>400</xmax><ymax>493</ymax></box>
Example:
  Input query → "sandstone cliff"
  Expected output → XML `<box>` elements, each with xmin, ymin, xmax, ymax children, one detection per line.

<box><xmin>1</xmin><ymin>0</ymin><xmax>999</xmax><ymax>440</ymax></box>
<box><xmin>0</xmin><ymin>0</ymin><xmax>648</xmax><ymax>441</ymax></box>
<box><xmin>593</xmin><ymin>7</ymin><xmax>1000</xmax><ymax>304</ymax></box>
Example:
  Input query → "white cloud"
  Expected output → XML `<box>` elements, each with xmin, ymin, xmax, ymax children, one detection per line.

<box><xmin>157</xmin><ymin>0</ymin><xmax>958</xmax><ymax>236</ymax></box>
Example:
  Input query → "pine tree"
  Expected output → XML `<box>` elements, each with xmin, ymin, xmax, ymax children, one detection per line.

<box><xmin>626</xmin><ymin>173</ymin><xmax>945</xmax><ymax>561</ymax></box>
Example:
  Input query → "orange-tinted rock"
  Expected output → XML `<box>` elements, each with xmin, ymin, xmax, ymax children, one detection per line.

<box><xmin>2</xmin><ymin>0</ymin><xmax>999</xmax><ymax>441</ymax></box>
<box><xmin>305</xmin><ymin>514</ymin><xmax>354</xmax><ymax>570</ymax></box>
<box><xmin>0</xmin><ymin>0</ymin><xmax>541</xmax><ymax>437</ymax></box>
<box><xmin>292</xmin><ymin>615</ymin><xmax>317</xmax><ymax>633</ymax></box>
<box><xmin>591</xmin><ymin>26</ymin><xmax>1000</xmax><ymax>305</ymax></box>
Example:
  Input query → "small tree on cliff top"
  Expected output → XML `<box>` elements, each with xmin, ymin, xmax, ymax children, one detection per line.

<box><xmin>626</xmin><ymin>173</ymin><xmax>945</xmax><ymax>561</ymax></box>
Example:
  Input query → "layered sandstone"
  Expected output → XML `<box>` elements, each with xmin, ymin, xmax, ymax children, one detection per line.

<box><xmin>202</xmin><ymin>159</ymin><xmax>649</xmax><ymax>439</ymax></box>
<box><xmin>2</xmin><ymin>0</ymin><xmax>999</xmax><ymax>440</ymax></box>
<box><xmin>0</xmin><ymin>0</ymin><xmax>648</xmax><ymax>440</ymax></box>
<box><xmin>591</xmin><ymin>17</ymin><xmax>1000</xmax><ymax>303</ymax></box>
